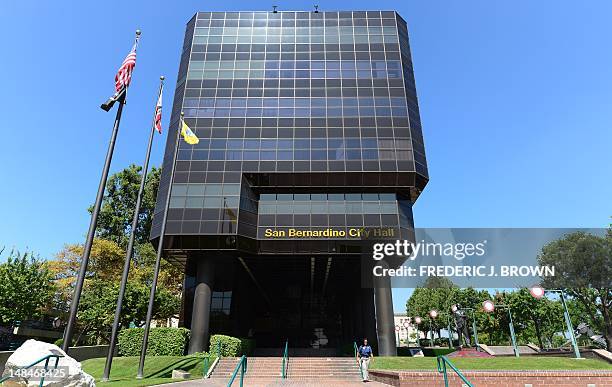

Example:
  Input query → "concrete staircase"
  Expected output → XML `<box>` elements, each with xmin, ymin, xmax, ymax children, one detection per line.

<box><xmin>210</xmin><ymin>357</ymin><xmax>281</xmax><ymax>380</ymax></box>
<box><xmin>487</xmin><ymin>345</ymin><xmax>539</xmax><ymax>356</ymax></box>
<box><xmin>286</xmin><ymin>357</ymin><xmax>361</xmax><ymax>380</ymax></box>
<box><xmin>209</xmin><ymin>357</ymin><xmax>361</xmax><ymax>381</ymax></box>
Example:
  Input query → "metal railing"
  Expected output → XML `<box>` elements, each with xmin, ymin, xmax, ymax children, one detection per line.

<box><xmin>353</xmin><ymin>342</ymin><xmax>364</xmax><ymax>380</ymax></box>
<box><xmin>436</xmin><ymin>355</ymin><xmax>473</xmax><ymax>387</ymax></box>
<box><xmin>202</xmin><ymin>355</ymin><xmax>210</xmax><ymax>378</ymax></box>
<box><xmin>0</xmin><ymin>352</ymin><xmax>64</xmax><ymax>387</ymax></box>
<box><xmin>227</xmin><ymin>355</ymin><xmax>247</xmax><ymax>387</ymax></box>
<box><xmin>281</xmin><ymin>340</ymin><xmax>289</xmax><ymax>378</ymax></box>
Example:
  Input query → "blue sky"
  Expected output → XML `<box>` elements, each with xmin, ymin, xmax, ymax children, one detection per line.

<box><xmin>0</xmin><ymin>1</ymin><xmax>610</xmax><ymax>312</ymax></box>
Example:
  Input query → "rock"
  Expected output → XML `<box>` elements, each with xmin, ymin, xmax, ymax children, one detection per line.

<box><xmin>171</xmin><ymin>369</ymin><xmax>191</xmax><ymax>379</ymax></box>
<box><xmin>1</xmin><ymin>339</ymin><xmax>96</xmax><ymax>387</ymax></box>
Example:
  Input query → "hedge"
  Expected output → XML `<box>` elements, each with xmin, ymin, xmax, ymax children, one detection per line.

<box><xmin>118</xmin><ymin>327</ymin><xmax>190</xmax><ymax>356</ymax></box>
<box><xmin>209</xmin><ymin>334</ymin><xmax>241</xmax><ymax>356</ymax></box>
<box><xmin>209</xmin><ymin>334</ymin><xmax>257</xmax><ymax>357</ymax></box>
<box><xmin>419</xmin><ymin>338</ymin><xmax>454</xmax><ymax>348</ymax></box>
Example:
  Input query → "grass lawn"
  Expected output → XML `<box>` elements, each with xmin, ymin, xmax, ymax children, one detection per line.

<box><xmin>81</xmin><ymin>354</ymin><xmax>611</xmax><ymax>386</ymax></box>
<box><xmin>82</xmin><ymin>355</ymin><xmax>215</xmax><ymax>387</ymax></box>
<box><xmin>371</xmin><ymin>356</ymin><xmax>612</xmax><ymax>371</ymax></box>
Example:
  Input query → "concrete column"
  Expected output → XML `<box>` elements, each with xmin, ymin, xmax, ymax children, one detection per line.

<box><xmin>374</xmin><ymin>264</ymin><xmax>397</xmax><ymax>356</ymax></box>
<box><xmin>361</xmin><ymin>288</ymin><xmax>376</xmax><ymax>344</ymax></box>
<box><xmin>187</xmin><ymin>258</ymin><xmax>215</xmax><ymax>354</ymax></box>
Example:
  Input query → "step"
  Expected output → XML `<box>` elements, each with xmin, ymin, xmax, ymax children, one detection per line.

<box><xmin>209</xmin><ymin>357</ymin><xmax>361</xmax><ymax>381</ymax></box>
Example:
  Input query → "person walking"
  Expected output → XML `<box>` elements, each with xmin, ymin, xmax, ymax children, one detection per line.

<box><xmin>357</xmin><ymin>338</ymin><xmax>374</xmax><ymax>382</ymax></box>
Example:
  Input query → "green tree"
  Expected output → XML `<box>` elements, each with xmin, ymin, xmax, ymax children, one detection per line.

<box><xmin>49</xmin><ymin>238</ymin><xmax>182</xmax><ymax>342</ymax></box>
<box><xmin>506</xmin><ymin>289</ymin><xmax>564</xmax><ymax>349</ymax></box>
<box><xmin>538</xmin><ymin>230</ymin><xmax>612</xmax><ymax>349</ymax></box>
<box><xmin>49</xmin><ymin>238</ymin><xmax>125</xmax><ymax>313</ymax></box>
<box><xmin>0</xmin><ymin>250</ymin><xmax>55</xmax><ymax>324</ymax></box>
<box><xmin>77</xmin><ymin>278</ymin><xmax>180</xmax><ymax>345</ymax></box>
<box><xmin>91</xmin><ymin>164</ymin><xmax>161</xmax><ymax>246</ymax></box>
<box><xmin>406</xmin><ymin>277</ymin><xmax>459</xmax><ymax>339</ymax></box>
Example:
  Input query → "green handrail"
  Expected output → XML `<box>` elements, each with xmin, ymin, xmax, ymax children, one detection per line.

<box><xmin>0</xmin><ymin>352</ymin><xmax>64</xmax><ymax>387</ymax></box>
<box><xmin>281</xmin><ymin>340</ymin><xmax>289</xmax><ymax>379</ymax></box>
<box><xmin>227</xmin><ymin>355</ymin><xmax>247</xmax><ymax>387</ymax></box>
<box><xmin>202</xmin><ymin>355</ymin><xmax>210</xmax><ymax>378</ymax></box>
<box><xmin>436</xmin><ymin>355</ymin><xmax>473</xmax><ymax>387</ymax></box>
<box><xmin>353</xmin><ymin>342</ymin><xmax>364</xmax><ymax>380</ymax></box>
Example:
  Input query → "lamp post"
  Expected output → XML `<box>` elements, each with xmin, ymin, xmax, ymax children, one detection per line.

<box><xmin>451</xmin><ymin>304</ymin><xmax>480</xmax><ymax>347</ymax></box>
<box><xmin>530</xmin><ymin>286</ymin><xmax>581</xmax><ymax>359</ymax></box>
<box><xmin>483</xmin><ymin>300</ymin><xmax>519</xmax><ymax>357</ymax></box>
<box><xmin>429</xmin><ymin>310</ymin><xmax>438</xmax><ymax>347</ymax></box>
<box><xmin>395</xmin><ymin>324</ymin><xmax>400</xmax><ymax>346</ymax></box>
<box><xmin>414</xmin><ymin>316</ymin><xmax>422</xmax><ymax>346</ymax></box>
<box><xmin>445</xmin><ymin>314</ymin><xmax>454</xmax><ymax>348</ymax></box>
<box><xmin>402</xmin><ymin>321</ymin><xmax>411</xmax><ymax>346</ymax></box>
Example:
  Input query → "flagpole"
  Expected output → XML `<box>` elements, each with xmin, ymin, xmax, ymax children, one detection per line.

<box><xmin>61</xmin><ymin>30</ymin><xmax>141</xmax><ymax>353</ymax></box>
<box><xmin>137</xmin><ymin>112</ymin><xmax>184</xmax><ymax>379</ymax></box>
<box><xmin>102</xmin><ymin>76</ymin><xmax>164</xmax><ymax>381</ymax></box>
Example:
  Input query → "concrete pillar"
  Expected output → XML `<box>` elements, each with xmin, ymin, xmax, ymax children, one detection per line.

<box><xmin>374</xmin><ymin>263</ymin><xmax>397</xmax><ymax>356</ymax></box>
<box><xmin>361</xmin><ymin>288</ymin><xmax>376</xmax><ymax>344</ymax></box>
<box><xmin>187</xmin><ymin>258</ymin><xmax>215</xmax><ymax>354</ymax></box>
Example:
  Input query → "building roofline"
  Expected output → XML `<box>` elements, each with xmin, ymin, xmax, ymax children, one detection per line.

<box><xmin>194</xmin><ymin>10</ymin><xmax>401</xmax><ymax>14</ymax></box>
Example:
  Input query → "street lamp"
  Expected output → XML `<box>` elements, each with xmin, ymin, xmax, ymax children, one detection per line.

<box><xmin>451</xmin><ymin>304</ymin><xmax>480</xmax><ymax>348</ymax></box>
<box><xmin>400</xmin><ymin>321</ymin><xmax>411</xmax><ymax>345</ymax></box>
<box><xmin>395</xmin><ymin>324</ymin><xmax>401</xmax><ymax>346</ymax></box>
<box><xmin>529</xmin><ymin>286</ymin><xmax>545</xmax><ymax>299</ymax></box>
<box><xmin>443</xmin><ymin>313</ymin><xmax>454</xmax><ymax>348</ymax></box>
<box><xmin>529</xmin><ymin>286</ymin><xmax>581</xmax><ymax>359</ymax></box>
<box><xmin>413</xmin><ymin>317</ymin><xmax>422</xmax><ymax>347</ymax></box>
<box><xmin>483</xmin><ymin>300</ymin><xmax>520</xmax><ymax>357</ymax></box>
<box><xmin>429</xmin><ymin>310</ymin><xmax>438</xmax><ymax>347</ymax></box>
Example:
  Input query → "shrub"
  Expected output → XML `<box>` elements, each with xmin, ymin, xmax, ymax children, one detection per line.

<box><xmin>209</xmin><ymin>334</ymin><xmax>242</xmax><ymax>357</ymax></box>
<box><xmin>118</xmin><ymin>327</ymin><xmax>190</xmax><ymax>356</ymax></box>
<box><xmin>53</xmin><ymin>338</ymin><xmax>64</xmax><ymax>348</ymax></box>
<box><xmin>418</xmin><ymin>338</ymin><xmax>455</xmax><ymax>349</ymax></box>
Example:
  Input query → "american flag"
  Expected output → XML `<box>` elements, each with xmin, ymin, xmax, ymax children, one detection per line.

<box><xmin>154</xmin><ymin>86</ymin><xmax>163</xmax><ymax>134</ymax></box>
<box><xmin>114</xmin><ymin>43</ymin><xmax>137</xmax><ymax>92</ymax></box>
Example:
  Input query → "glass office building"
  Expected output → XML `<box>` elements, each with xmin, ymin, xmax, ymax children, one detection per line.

<box><xmin>151</xmin><ymin>10</ymin><xmax>428</xmax><ymax>355</ymax></box>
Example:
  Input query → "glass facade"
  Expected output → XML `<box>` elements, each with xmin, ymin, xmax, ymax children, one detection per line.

<box><xmin>151</xmin><ymin>10</ymin><xmax>428</xmax><ymax>260</ymax></box>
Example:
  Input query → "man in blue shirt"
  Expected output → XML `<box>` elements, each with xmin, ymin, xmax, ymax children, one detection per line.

<box><xmin>357</xmin><ymin>338</ymin><xmax>374</xmax><ymax>382</ymax></box>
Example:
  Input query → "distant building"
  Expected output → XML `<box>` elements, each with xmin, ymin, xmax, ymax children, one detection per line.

<box><xmin>393</xmin><ymin>314</ymin><xmax>419</xmax><ymax>345</ymax></box>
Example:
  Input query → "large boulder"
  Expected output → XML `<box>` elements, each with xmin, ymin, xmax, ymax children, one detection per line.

<box><xmin>1</xmin><ymin>339</ymin><xmax>95</xmax><ymax>386</ymax></box>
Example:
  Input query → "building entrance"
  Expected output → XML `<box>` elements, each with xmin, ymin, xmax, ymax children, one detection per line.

<box><xmin>183</xmin><ymin>255</ymin><xmax>377</xmax><ymax>351</ymax></box>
